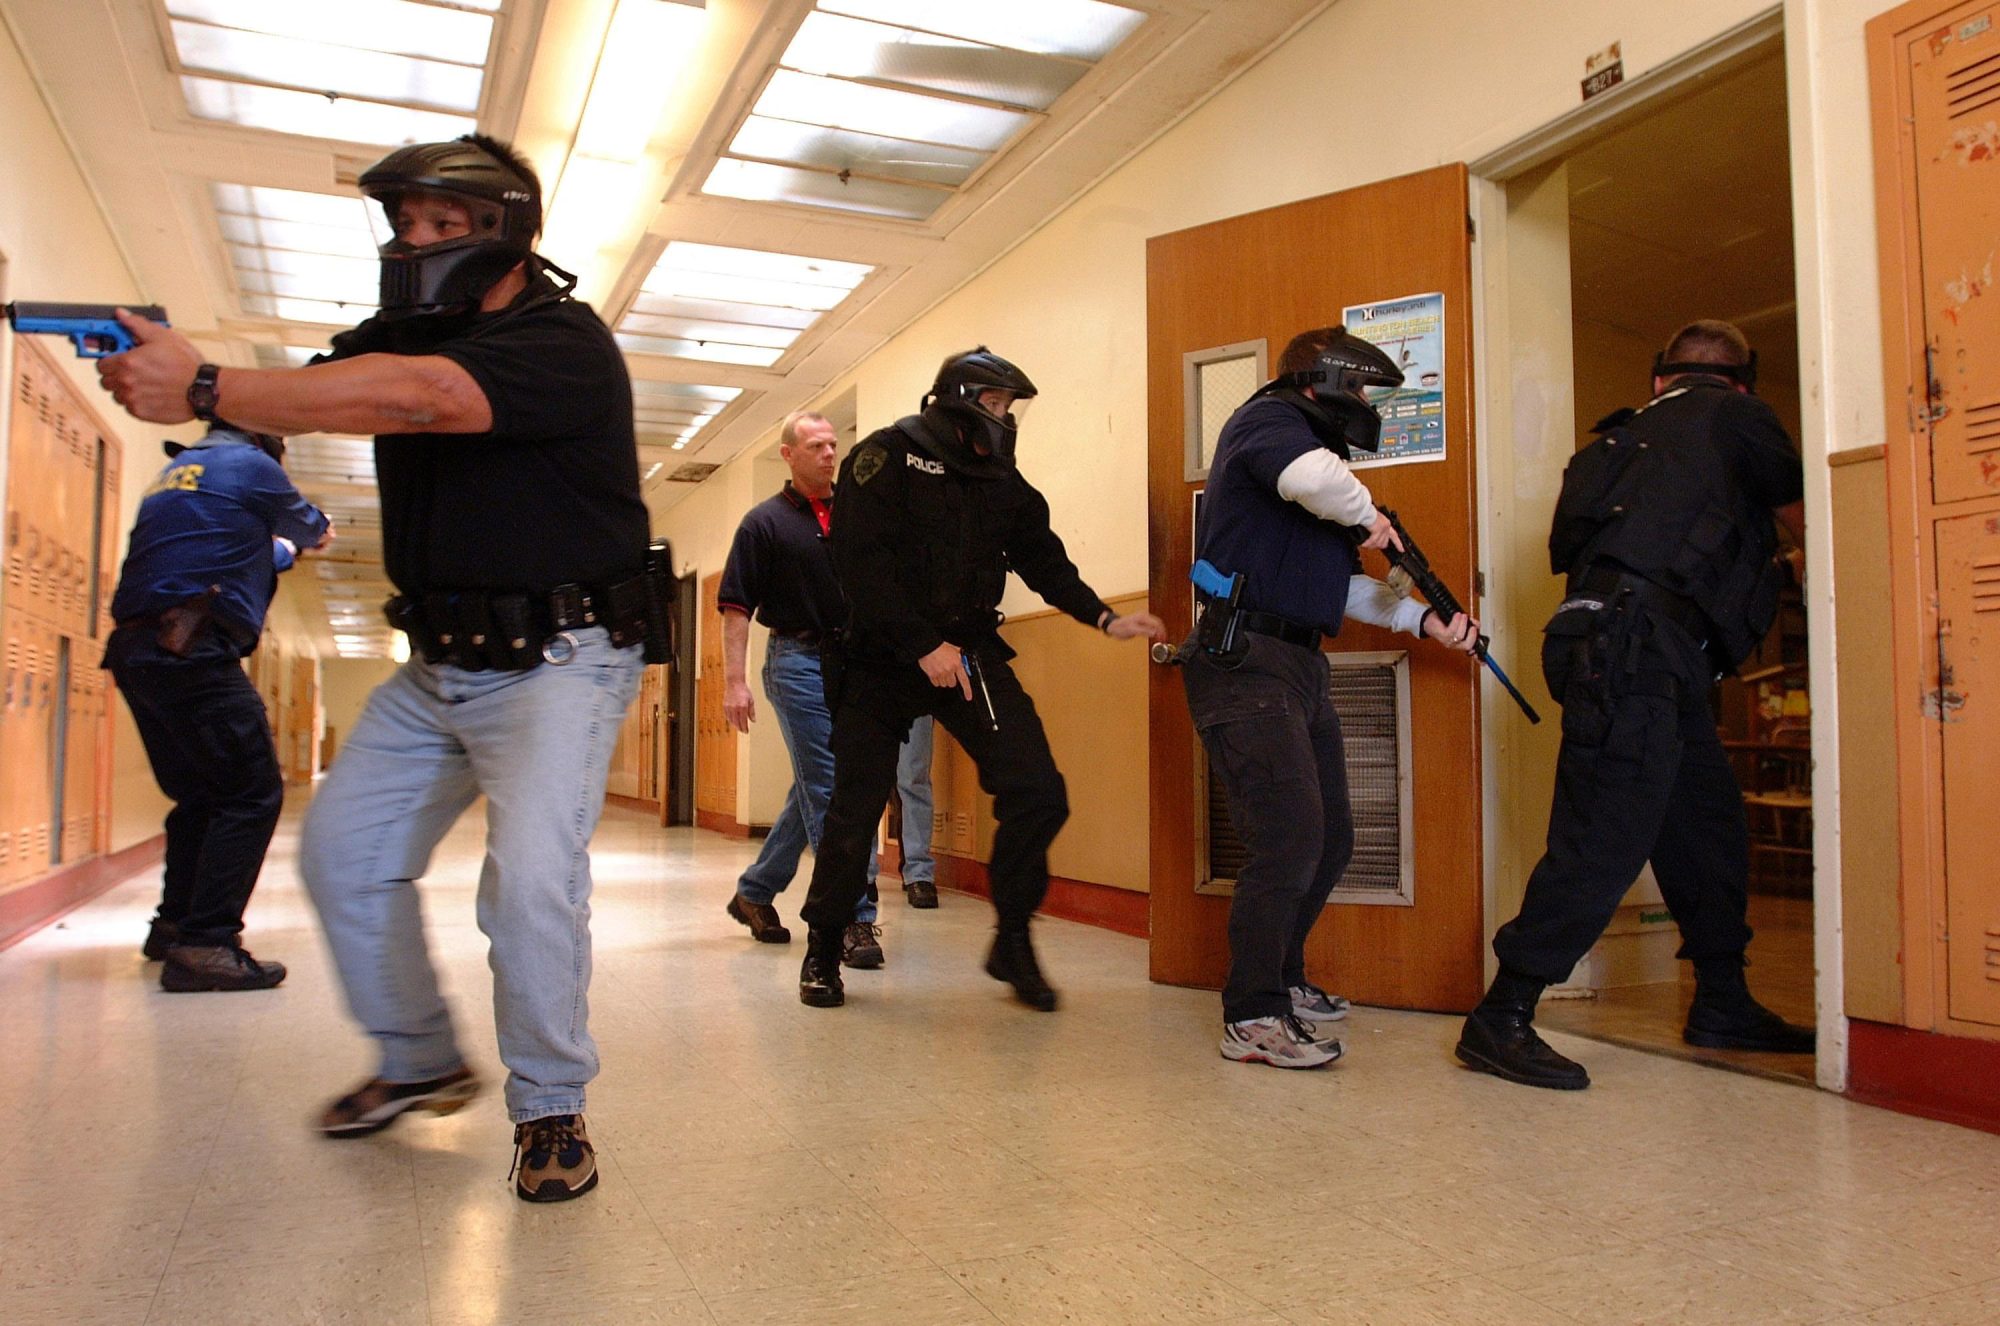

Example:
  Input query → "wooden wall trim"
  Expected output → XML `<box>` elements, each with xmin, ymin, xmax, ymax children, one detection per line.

<box><xmin>1826</xmin><ymin>445</ymin><xmax>1886</xmax><ymax>468</ymax></box>
<box><xmin>605</xmin><ymin>792</ymin><xmax>662</xmax><ymax>815</ymax></box>
<box><xmin>934</xmin><ymin>854</ymin><xmax>1150</xmax><ymax>939</ymax></box>
<box><xmin>0</xmin><ymin>834</ymin><xmax>165</xmax><ymax>952</ymax></box>
<box><xmin>694</xmin><ymin>808</ymin><xmax>751</xmax><ymax>839</ymax></box>
<box><xmin>1848</xmin><ymin>1018</ymin><xmax>2000</xmax><ymax>1137</ymax></box>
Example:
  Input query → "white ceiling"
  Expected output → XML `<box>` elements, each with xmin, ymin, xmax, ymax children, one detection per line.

<box><xmin>2</xmin><ymin>0</ymin><xmax>1326</xmax><ymax>655</ymax></box>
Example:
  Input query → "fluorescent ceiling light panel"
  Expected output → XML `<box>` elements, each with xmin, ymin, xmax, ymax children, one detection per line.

<box><xmin>755</xmin><ymin>69</ymin><xmax>1027</xmax><ymax>151</ymax></box>
<box><xmin>629</xmin><ymin>379</ymin><xmax>740</xmax><ymax>448</ymax></box>
<box><xmin>621</xmin><ymin>241</ymin><xmax>868</xmax><ymax>366</ymax></box>
<box><xmin>781</xmin><ymin>12</ymin><xmax>1085</xmax><ymax>110</ymax></box>
<box><xmin>703</xmin><ymin>157</ymin><xmax>945</xmax><ymax>221</ymax></box>
<box><xmin>170</xmin><ymin>22</ymin><xmax>482</xmax><ymax>112</ymax></box>
<box><xmin>213</xmin><ymin>183</ymin><xmax>380</xmax><ymax>324</ymax></box>
<box><xmin>818</xmin><ymin>0</ymin><xmax>1145</xmax><ymax>61</ymax></box>
<box><xmin>165</xmin><ymin>0</ymin><xmax>493</xmax><ymax>64</ymax></box>
<box><xmin>181</xmin><ymin>76</ymin><xmax>475</xmax><ymax>144</ymax></box>
<box><xmin>729</xmin><ymin>116</ymin><xmax>986</xmax><ymax>187</ymax></box>
<box><xmin>167</xmin><ymin>0</ymin><xmax>493</xmax><ymax>142</ymax></box>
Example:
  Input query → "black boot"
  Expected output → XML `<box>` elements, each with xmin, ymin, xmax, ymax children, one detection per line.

<box><xmin>1455</xmin><ymin>969</ymin><xmax>1589</xmax><ymax>1090</ymax></box>
<box><xmin>984</xmin><ymin>922</ymin><xmax>1058</xmax><ymax>1012</ymax></box>
<box><xmin>142</xmin><ymin>916</ymin><xmax>181</xmax><ymax>961</ymax></box>
<box><xmin>798</xmin><ymin>928</ymin><xmax>845</xmax><ymax>1007</ymax></box>
<box><xmin>1685</xmin><ymin>960</ymin><xmax>1815</xmax><ymax>1052</ymax></box>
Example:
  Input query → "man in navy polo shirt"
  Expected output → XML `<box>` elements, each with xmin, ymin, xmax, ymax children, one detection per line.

<box><xmin>104</xmin><ymin>424</ymin><xmax>331</xmax><ymax>992</ymax></box>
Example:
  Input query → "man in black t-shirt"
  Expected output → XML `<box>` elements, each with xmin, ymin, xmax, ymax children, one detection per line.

<box><xmin>99</xmin><ymin>135</ymin><xmax>648</xmax><ymax>1203</ymax></box>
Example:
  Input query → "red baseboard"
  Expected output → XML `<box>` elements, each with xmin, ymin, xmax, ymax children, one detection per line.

<box><xmin>933</xmin><ymin>854</ymin><xmax>1150</xmax><ymax>938</ymax></box>
<box><xmin>0</xmin><ymin>835</ymin><xmax>167</xmax><ymax>953</ymax></box>
<box><xmin>1848</xmin><ymin>1018</ymin><xmax>2000</xmax><ymax>1137</ymax></box>
<box><xmin>694</xmin><ymin>808</ymin><xmax>751</xmax><ymax>839</ymax></box>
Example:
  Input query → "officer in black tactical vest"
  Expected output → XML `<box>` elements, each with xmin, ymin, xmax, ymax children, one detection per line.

<box><xmin>795</xmin><ymin>348</ymin><xmax>1166</xmax><ymax>1011</ymax></box>
<box><xmin>1457</xmin><ymin>319</ymin><xmax>1811</xmax><ymax>1091</ymax></box>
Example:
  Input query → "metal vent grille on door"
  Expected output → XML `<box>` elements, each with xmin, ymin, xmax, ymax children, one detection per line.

<box><xmin>1196</xmin><ymin>650</ymin><xmax>1415</xmax><ymax>906</ymax></box>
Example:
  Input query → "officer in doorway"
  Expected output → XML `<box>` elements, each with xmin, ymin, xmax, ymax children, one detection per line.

<box><xmin>1457</xmin><ymin>319</ymin><xmax>1811</xmax><ymax>1091</ymax></box>
<box><xmin>795</xmin><ymin>348</ymin><xmax>1166</xmax><ymax>1011</ymax></box>
<box><xmin>1181</xmin><ymin>327</ymin><xmax>1478</xmax><ymax>1070</ymax></box>
<box><xmin>104</xmin><ymin>425</ymin><xmax>331</xmax><ymax>992</ymax></box>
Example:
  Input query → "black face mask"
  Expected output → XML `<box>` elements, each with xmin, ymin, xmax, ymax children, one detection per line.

<box><xmin>1255</xmin><ymin>384</ymin><xmax>1383</xmax><ymax>460</ymax></box>
<box><xmin>907</xmin><ymin>405</ymin><xmax>1015</xmax><ymax>479</ymax></box>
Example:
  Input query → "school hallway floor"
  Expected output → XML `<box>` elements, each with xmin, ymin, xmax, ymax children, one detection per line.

<box><xmin>5</xmin><ymin>799</ymin><xmax>1999</xmax><ymax>1326</ymax></box>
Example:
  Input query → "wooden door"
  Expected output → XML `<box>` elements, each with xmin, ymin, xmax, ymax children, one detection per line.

<box><xmin>1146</xmin><ymin>164</ymin><xmax>1485</xmax><ymax>1013</ymax></box>
<box><xmin>1872</xmin><ymin>0</ymin><xmax>2000</xmax><ymax>1037</ymax></box>
<box><xmin>693</xmin><ymin>573</ymin><xmax>738</xmax><ymax>831</ymax></box>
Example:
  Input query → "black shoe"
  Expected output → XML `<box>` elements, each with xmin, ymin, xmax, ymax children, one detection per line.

<box><xmin>842</xmin><ymin>921</ymin><xmax>885</xmax><ymax>969</ymax></box>
<box><xmin>160</xmin><ymin>944</ymin><xmax>287</xmax><ymax>992</ymax></box>
<box><xmin>904</xmin><ymin>879</ymin><xmax>939</xmax><ymax>909</ymax></box>
<box><xmin>1684</xmin><ymin>988</ymin><xmax>1816</xmax><ymax>1053</ymax></box>
<box><xmin>799</xmin><ymin>929</ymin><xmax>845</xmax><ymax>1007</ymax></box>
<box><xmin>727</xmin><ymin>892</ymin><xmax>791</xmax><ymax>944</ymax></box>
<box><xmin>1455</xmin><ymin>974</ymin><xmax>1589</xmax><ymax>1090</ymax></box>
<box><xmin>142</xmin><ymin>917</ymin><xmax>181</xmax><ymax>961</ymax></box>
<box><xmin>984</xmin><ymin>924</ymin><xmax>1058</xmax><ymax>1012</ymax></box>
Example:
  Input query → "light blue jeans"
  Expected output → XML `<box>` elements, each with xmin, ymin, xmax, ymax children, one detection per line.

<box><xmin>896</xmin><ymin>716</ymin><xmax>935</xmax><ymax>886</ymax></box>
<box><xmin>738</xmin><ymin>636</ymin><xmax>877</xmax><ymax>921</ymax></box>
<box><xmin>301</xmin><ymin>628</ymin><xmax>643</xmax><ymax>1123</ymax></box>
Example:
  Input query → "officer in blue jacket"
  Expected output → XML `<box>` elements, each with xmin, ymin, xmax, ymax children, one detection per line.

<box><xmin>105</xmin><ymin>424</ymin><xmax>331</xmax><ymax>992</ymax></box>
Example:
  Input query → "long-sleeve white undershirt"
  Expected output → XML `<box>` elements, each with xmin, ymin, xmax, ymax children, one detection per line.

<box><xmin>1273</xmin><ymin>450</ymin><xmax>1429</xmax><ymax>637</ymax></box>
<box><xmin>1275</xmin><ymin>448</ymin><xmax>1378</xmax><ymax>527</ymax></box>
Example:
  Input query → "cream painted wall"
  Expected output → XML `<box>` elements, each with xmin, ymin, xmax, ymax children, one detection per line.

<box><xmin>0</xmin><ymin>11</ymin><xmax>201</xmax><ymax>853</ymax></box>
<box><xmin>319</xmin><ymin>657</ymin><xmax>398</xmax><ymax>768</ymax></box>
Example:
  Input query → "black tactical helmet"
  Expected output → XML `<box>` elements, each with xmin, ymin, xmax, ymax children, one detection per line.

<box><xmin>358</xmin><ymin>135</ymin><xmax>541</xmax><ymax>318</ymax></box>
<box><xmin>165</xmin><ymin>425</ymin><xmax>284</xmax><ymax>464</ymax></box>
<box><xmin>1273</xmin><ymin>328</ymin><xmax>1405</xmax><ymax>455</ymax></box>
<box><xmin>923</xmin><ymin>346</ymin><xmax>1038</xmax><ymax>465</ymax></box>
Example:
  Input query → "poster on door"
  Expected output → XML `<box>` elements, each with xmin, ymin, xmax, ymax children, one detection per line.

<box><xmin>1341</xmin><ymin>291</ymin><xmax>1447</xmax><ymax>468</ymax></box>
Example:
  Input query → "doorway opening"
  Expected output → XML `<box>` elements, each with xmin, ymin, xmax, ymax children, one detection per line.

<box><xmin>1486</xmin><ymin>42</ymin><xmax>1815</xmax><ymax>1083</ymax></box>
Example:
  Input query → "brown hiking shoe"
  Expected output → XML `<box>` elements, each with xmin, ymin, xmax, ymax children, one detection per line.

<box><xmin>512</xmin><ymin>1114</ymin><xmax>597</xmax><ymax>1202</ymax></box>
<box><xmin>842</xmin><ymin>921</ymin><xmax>884</xmax><ymax>969</ymax></box>
<box><xmin>160</xmin><ymin>944</ymin><xmax>286</xmax><ymax>992</ymax></box>
<box><xmin>319</xmin><ymin>1067</ymin><xmax>481</xmax><ymax>1138</ymax></box>
<box><xmin>726</xmin><ymin>892</ymin><xmax>791</xmax><ymax>944</ymax></box>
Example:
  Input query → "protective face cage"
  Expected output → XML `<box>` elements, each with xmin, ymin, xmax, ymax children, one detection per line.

<box><xmin>1276</xmin><ymin>333</ymin><xmax>1405</xmax><ymax>453</ymax></box>
<box><xmin>925</xmin><ymin>347</ymin><xmax>1039</xmax><ymax>462</ymax></box>
<box><xmin>359</xmin><ymin>138</ymin><xmax>540</xmax><ymax>319</ymax></box>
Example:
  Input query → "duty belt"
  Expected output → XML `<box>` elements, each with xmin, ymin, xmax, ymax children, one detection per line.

<box><xmin>1571</xmin><ymin>565</ymin><xmax>1715</xmax><ymax>648</ymax></box>
<box><xmin>386</xmin><ymin>572</ymin><xmax>654</xmax><ymax>672</ymax></box>
<box><xmin>1234</xmin><ymin>609</ymin><xmax>1322</xmax><ymax>652</ymax></box>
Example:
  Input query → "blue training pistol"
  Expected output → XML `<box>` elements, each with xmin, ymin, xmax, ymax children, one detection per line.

<box><xmin>5</xmin><ymin>301</ymin><xmax>169</xmax><ymax>358</ymax></box>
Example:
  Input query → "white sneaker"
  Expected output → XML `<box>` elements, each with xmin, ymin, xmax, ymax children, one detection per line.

<box><xmin>1220</xmin><ymin>1015</ymin><xmax>1344</xmax><ymax>1068</ymax></box>
<box><xmin>1290</xmin><ymin>981</ymin><xmax>1350</xmax><ymax>1023</ymax></box>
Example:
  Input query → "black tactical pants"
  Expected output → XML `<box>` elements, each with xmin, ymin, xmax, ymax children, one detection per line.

<box><xmin>112</xmin><ymin>658</ymin><xmax>286</xmax><ymax>948</ymax></box>
<box><xmin>1182</xmin><ymin>632</ymin><xmax>1353</xmax><ymax>1024</ymax></box>
<box><xmin>1492</xmin><ymin>596</ymin><xmax>1754</xmax><ymax>984</ymax></box>
<box><xmin>801</xmin><ymin>649</ymin><xmax>1067</xmax><ymax>933</ymax></box>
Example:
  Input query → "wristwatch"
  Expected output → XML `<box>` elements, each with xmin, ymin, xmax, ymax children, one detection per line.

<box><xmin>186</xmin><ymin>363</ymin><xmax>222</xmax><ymax>422</ymax></box>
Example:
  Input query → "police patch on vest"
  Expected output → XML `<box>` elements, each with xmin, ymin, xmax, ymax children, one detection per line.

<box><xmin>905</xmin><ymin>453</ymin><xmax>945</xmax><ymax>475</ymax></box>
<box><xmin>851</xmin><ymin>441</ymin><xmax>887</xmax><ymax>486</ymax></box>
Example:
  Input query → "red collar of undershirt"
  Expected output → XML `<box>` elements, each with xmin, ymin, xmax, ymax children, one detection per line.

<box><xmin>783</xmin><ymin>481</ymin><xmax>833</xmax><ymax>536</ymax></box>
